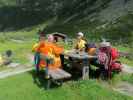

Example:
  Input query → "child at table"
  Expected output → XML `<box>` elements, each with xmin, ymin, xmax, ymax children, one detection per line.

<box><xmin>75</xmin><ymin>32</ymin><xmax>87</xmax><ymax>52</ymax></box>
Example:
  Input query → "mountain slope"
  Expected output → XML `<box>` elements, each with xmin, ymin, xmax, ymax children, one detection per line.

<box><xmin>0</xmin><ymin>0</ymin><xmax>133</xmax><ymax>44</ymax></box>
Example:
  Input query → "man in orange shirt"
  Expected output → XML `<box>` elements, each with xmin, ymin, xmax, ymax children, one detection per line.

<box><xmin>33</xmin><ymin>35</ymin><xmax>64</xmax><ymax>79</ymax></box>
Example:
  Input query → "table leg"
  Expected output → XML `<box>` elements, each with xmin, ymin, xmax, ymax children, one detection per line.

<box><xmin>82</xmin><ymin>66</ymin><xmax>89</xmax><ymax>80</ymax></box>
<box><xmin>82</xmin><ymin>59</ymin><xmax>89</xmax><ymax>80</ymax></box>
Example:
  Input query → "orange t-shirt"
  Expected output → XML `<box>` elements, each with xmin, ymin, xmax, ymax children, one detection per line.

<box><xmin>35</xmin><ymin>41</ymin><xmax>64</xmax><ymax>69</ymax></box>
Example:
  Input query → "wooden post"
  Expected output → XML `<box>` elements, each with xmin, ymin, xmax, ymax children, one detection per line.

<box><xmin>82</xmin><ymin>58</ymin><xmax>89</xmax><ymax>80</ymax></box>
<box><xmin>82</xmin><ymin>66</ymin><xmax>89</xmax><ymax>80</ymax></box>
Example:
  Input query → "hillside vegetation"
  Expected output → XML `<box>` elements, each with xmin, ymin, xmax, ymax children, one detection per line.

<box><xmin>0</xmin><ymin>0</ymin><xmax>133</xmax><ymax>46</ymax></box>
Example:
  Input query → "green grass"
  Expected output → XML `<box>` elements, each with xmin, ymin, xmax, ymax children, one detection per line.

<box><xmin>0</xmin><ymin>27</ymin><xmax>41</xmax><ymax>65</ymax></box>
<box><xmin>0</xmin><ymin>22</ymin><xmax>48</xmax><ymax>68</ymax></box>
<box><xmin>120</xmin><ymin>74</ymin><xmax>133</xmax><ymax>84</ymax></box>
<box><xmin>114</xmin><ymin>45</ymin><xmax>133</xmax><ymax>66</ymax></box>
<box><xmin>119</xmin><ymin>57</ymin><xmax>133</xmax><ymax>67</ymax></box>
<box><xmin>0</xmin><ymin>40</ymin><xmax>34</xmax><ymax>64</ymax></box>
<box><xmin>116</xmin><ymin>45</ymin><xmax>131</xmax><ymax>52</ymax></box>
<box><xmin>0</xmin><ymin>66</ymin><xmax>11</xmax><ymax>71</ymax></box>
<box><xmin>0</xmin><ymin>71</ymin><xmax>132</xmax><ymax>100</ymax></box>
<box><xmin>111</xmin><ymin>73</ymin><xmax>133</xmax><ymax>85</ymax></box>
<box><xmin>0</xmin><ymin>31</ymin><xmax>37</xmax><ymax>65</ymax></box>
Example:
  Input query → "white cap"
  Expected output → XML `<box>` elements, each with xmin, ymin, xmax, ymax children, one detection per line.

<box><xmin>100</xmin><ymin>42</ymin><xmax>111</xmax><ymax>47</ymax></box>
<box><xmin>77</xmin><ymin>32</ymin><xmax>84</xmax><ymax>37</ymax></box>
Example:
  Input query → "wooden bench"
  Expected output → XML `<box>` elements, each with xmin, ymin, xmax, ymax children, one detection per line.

<box><xmin>49</xmin><ymin>68</ymin><xmax>71</xmax><ymax>80</ymax></box>
<box><xmin>46</xmin><ymin>68</ymin><xmax>71</xmax><ymax>89</ymax></box>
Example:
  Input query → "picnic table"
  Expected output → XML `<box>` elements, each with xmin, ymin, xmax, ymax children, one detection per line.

<box><xmin>63</xmin><ymin>50</ymin><xmax>97</xmax><ymax>80</ymax></box>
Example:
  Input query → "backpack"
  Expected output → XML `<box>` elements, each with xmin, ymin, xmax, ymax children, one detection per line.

<box><xmin>110</xmin><ymin>48</ymin><xmax>121</xmax><ymax>72</ymax></box>
<box><xmin>111</xmin><ymin>61</ymin><xmax>122</xmax><ymax>72</ymax></box>
<box><xmin>111</xmin><ymin>48</ymin><xmax>119</xmax><ymax>60</ymax></box>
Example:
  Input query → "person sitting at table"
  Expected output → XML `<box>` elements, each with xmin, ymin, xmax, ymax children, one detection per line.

<box><xmin>90</xmin><ymin>41</ymin><xmax>121</xmax><ymax>79</ymax></box>
<box><xmin>89</xmin><ymin>42</ymin><xmax>108</xmax><ymax>78</ymax></box>
<box><xmin>85</xmin><ymin>43</ymin><xmax>97</xmax><ymax>56</ymax></box>
<box><xmin>32</xmin><ymin>34</ymin><xmax>64</xmax><ymax>79</ymax></box>
<box><xmin>67</xmin><ymin>32</ymin><xmax>87</xmax><ymax>72</ymax></box>
<box><xmin>75</xmin><ymin>32</ymin><xmax>87</xmax><ymax>51</ymax></box>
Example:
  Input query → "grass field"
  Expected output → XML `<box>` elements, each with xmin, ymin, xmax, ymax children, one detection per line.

<box><xmin>0</xmin><ymin>71</ymin><xmax>132</xmax><ymax>100</ymax></box>
<box><xmin>120</xmin><ymin>74</ymin><xmax>133</xmax><ymax>84</ymax></box>
<box><xmin>0</xmin><ymin>40</ymin><xmax>33</xmax><ymax>64</ymax></box>
<box><xmin>115</xmin><ymin>45</ymin><xmax>133</xmax><ymax>66</ymax></box>
<box><xmin>0</xmin><ymin>29</ymin><xmax>37</xmax><ymax>65</ymax></box>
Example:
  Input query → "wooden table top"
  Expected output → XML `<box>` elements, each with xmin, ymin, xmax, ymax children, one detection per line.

<box><xmin>63</xmin><ymin>51</ymin><xmax>97</xmax><ymax>60</ymax></box>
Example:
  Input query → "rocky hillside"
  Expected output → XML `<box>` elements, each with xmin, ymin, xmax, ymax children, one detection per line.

<box><xmin>0</xmin><ymin>0</ymin><xmax>133</xmax><ymax>44</ymax></box>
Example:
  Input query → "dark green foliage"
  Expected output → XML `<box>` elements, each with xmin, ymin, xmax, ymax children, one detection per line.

<box><xmin>0</xmin><ymin>0</ymin><xmax>132</xmax><ymax>46</ymax></box>
<box><xmin>94</xmin><ymin>14</ymin><xmax>133</xmax><ymax>45</ymax></box>
<box><xmin>0</xmin><ymin>0</ymin><xmax>112</xmax><ymax>31</ymax></box>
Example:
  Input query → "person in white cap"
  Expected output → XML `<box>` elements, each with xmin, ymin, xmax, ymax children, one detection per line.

<box><xmin>75</xmin><ymin>32</ymin><xmax>87</xmax><ymax>51</ymax></box>
<box><xmin>77</xmin><ymin>32</ymin><xmax>84</xmax><ymax>37</ymax></box>
<box><xmin>99</xmin><ymin>42</ymin><xmax>111</xmax><ymax>48</ymax></box>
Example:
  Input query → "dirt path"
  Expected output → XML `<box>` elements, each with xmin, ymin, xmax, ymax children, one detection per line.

<box><xmin>98</xmin><ymin>80</ymin><xmax>133</xmax><ymax>97</ymax></box>
<box><xmin>114</xmin><ymin>64</ymin><xmax>133</xmax><ymax>97</ymax></box>
<box><xmin>0</xmin><ymin>65</ymin><xmax>33</xmax><ymax>79</ymax></box>
<box><xmin>122</xmin><ymin>64</ymin><xmax>133</xmax><ymax>74</ymax></box>
<box><xmin>113</xmin><ymin>82</ymin><xmax>133</xmax><ymax>97</ymax></box>
<box><xmin>0</xmin><ymin>54</ymin><xmax>34</xmax><ymax>79</ymax></box>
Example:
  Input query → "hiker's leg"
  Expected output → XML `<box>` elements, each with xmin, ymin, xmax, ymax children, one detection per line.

<box><xmin>44</xmin><ymin>58</ymin><xmax>53</xmax><ymax>79</ymax></box>
<box><xmin>39</xmin><ymin>54</ymin><xmax>49</xmax><ymax>77</ymax></box>
<box><xmin>60</xmin><ymin>54</ymin><xmax>64</xmax><ymax>67</ymax></box>
<box><xmin>90</xmin><ymin>59</ymin><xmax>104</xmax><ymax>78</ymax></box>
<box><xmin>34</xmin><ymin>53</ymin><xmax>40</xmax><ymax>74</ymax></box>
<box><xmin>98</xmin><ymin>67</ymin><xmax>107</xmax><ymax>79</ymax></box>
<box><xmin>45</xmin><ymin>58</ymin><xmax>50</xmax><ymax>79</ymax></box>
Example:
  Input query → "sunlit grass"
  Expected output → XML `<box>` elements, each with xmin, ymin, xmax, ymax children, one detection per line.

<box><xmin>119</xmin><ymin>57</ymin><xmax>133</xmax><ymax>67</ymax></box>
<box><xmin>115</xmin><ymin>45</ymin><xmax>133</xmax><ymax>66</ymax></box>
<box><xmin>0</xmin><ymin>72</ymin><xmax>132</xmax><ymax>100</ymax></box>
<box><xmin>0</xmin><ymin>39</ymin><xmax>34</xmax><ymax>64</ymax></box>
<box><xmin>120</xmin><ymin>73</ymin><xmax>133</xmax><ymax>84</ymax></box>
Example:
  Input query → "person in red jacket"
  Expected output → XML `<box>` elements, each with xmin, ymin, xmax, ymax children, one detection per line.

<box><xmin>97</xmin><ymin>42</ymin><xmax>121</xmax><ymax>79</ymax></box>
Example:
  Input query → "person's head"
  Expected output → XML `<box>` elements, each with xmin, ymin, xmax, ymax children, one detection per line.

<box><xmin>47</xmin><ymin>34</ymin><xmax>54</xmax><ymax>42</ymax></box>
<box><xmin>77</xmin><ymin>32</ymin><xmax>84</xmax><ymax>39</ymax></box>
<box><xmin>5</xmin><ymin>50</ymin><xmax>12</xmax><ymax>57</ymax></box>
<box><xmin>99</xmin><ymin>42</ymin><xmax>111</xmax><ymax>51</ymax></box>
<box><xmin>39</xmin><ymin>35</ymin><xmax>45</xmax><ymax>42</ymax></box>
